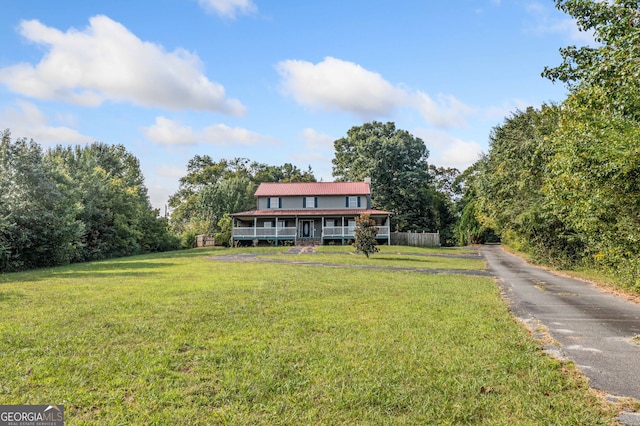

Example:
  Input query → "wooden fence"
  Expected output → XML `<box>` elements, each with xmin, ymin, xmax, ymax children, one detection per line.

<box><xmin>390</xmin><ymin>231</ymin><xmax>440</xmax><ymax>247</ymax></box>
<box><xmin>196</xmin><ymin>234</ymin><xmax>216</xmax><ymax>247</ymax></box>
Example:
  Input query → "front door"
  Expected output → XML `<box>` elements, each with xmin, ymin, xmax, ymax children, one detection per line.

<box><xmin>301</xmin><ymin>220</ymin><xmax>313</xmax><ymax>238</ymax></box>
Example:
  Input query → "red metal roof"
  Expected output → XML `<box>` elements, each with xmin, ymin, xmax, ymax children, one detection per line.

<box><xmin>254</xmin><ymin>182</ymin><xmax>370</xmax><ymax>197</ymax></box>
<box><xmin>231</xmin><ymin>208</ymin><xmax>391</xmax><ymax>218</ymax></box>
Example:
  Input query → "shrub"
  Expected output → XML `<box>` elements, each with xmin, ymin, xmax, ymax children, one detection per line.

<box><xmin>353</xmin><ymin>214</ymin><xmax>379</xmax><ymax>258</ymax></box>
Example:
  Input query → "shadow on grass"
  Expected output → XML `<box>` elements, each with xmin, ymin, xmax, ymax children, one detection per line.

<box><xmin>1</xmin><ymin>257</ymin><xmax>193</xmax><ymax>285</ymax></box>
<box><xmin>0</xmin><ymin>290</ymin><xmax>25</xmax><ymax>301</ymax></box>
<box><xmin>0</xmin><ymin>247</ymin><xmax>230</xmax><ymax>284</ymax></box>
<box><xmin>67</xmin><ymin>261</ymin><xmax>176</xmax><ymax>272</ymax></box>
<box><xmin>0</xmin><ymin>263</ymin><xmax>174</xmax><ymax>284</ymax></box>
<box><xmin>373</xmin><ymin>256</ymin><xmax>432</xmax><ymax>263</ymax></box>
<box><xmin>144</xmin><ymin>247</ymin><xmax>226</xmax><ymax>260</ymax></box>
<box><xmin>0</xmin><ymin>248</ymin><xmax>236</xmax><ymax>284</ymax></box>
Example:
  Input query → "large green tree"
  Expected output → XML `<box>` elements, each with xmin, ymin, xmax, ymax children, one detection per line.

<box><xmin>428</xmin><ymin>166</ymin><xmax>462</xmax><ymax>245</ymax></box>
<box><xmin>542</xmin><ymin>0</ymin><xmax>640</xmax><ymax>118</ymax></box>
<box><xmin>168</xmin><ymin>156</ymin><xmax>238</xmax><ymax>235</ymax></box>
<box><xmin>195</xmin><ymin>176</ymin><xmax>255</xmax><ymax>235</ymax></box>
<box><xmin>332</xmin><ymin>121</ymin><xmax>437</xmax><ymax>232</ymax></box>
<box><xmin>1</xmin><ymin>131</ymin><xmax>177</xmax><ymax>271</ymax></box>
<box><xmin>251</xmin><ymin>162</ymin><xmax>315</xmax><ymax>183</ymax></box>
<box><xmin>47</xmin><ymin>142</ymin><xmax>177</xmax><ymax>261</ymax></box>
<box><xmin>453</xmin><ymin>160</ymin><xmax>499</xmax><ymax>246</ymax></box>
<box><xmin>0</xmin><ymin>130</ymin><xmax>83</xmax><ymax>271</ymax></box>
<box><xmin>541</xmin><ymin>0</ymin><xmax>640</xmax><ymax>285</ymax></box>
<box><xmin>453</xmin><ymin>0</ymin><xmax>640</xmax><ymax>287</ymax></box>
<box><xmin>466</xmin><ymin>106</ymin><xmax>584</xmax><ymax>266</ymax></box>
<box><xmin>169</xmin><ymin>156</ymin><xmax>316</xmax><ymax>240</ymax></box>
<box><xmin>545</xmin><ymin>87</ymin><xmax>640</xmax><ymax>284</ymax></box>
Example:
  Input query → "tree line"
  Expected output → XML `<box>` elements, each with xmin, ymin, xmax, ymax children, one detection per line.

<box><xmin>0</xmin><ymin>131</ymin><xmax>179</xmax><ymax>272</ymax></box>
<box><xmin>332</xmin><ymin>121</ymin><xmax>459</xmax><ymax>242</ymax></box>
<box><xmin>165</xmin><ymin>138</ymin><xmax>459</xmax><ymax>248</ymax></box>
<box><xmin>457</xmin><ymin>0</ymin><xmax>640</xmax><ymax>288</ymax></box>
<box><xmin>1</xmin><ymin>117</ymin><xmax>461</xmax><ymax>273</ymax></box>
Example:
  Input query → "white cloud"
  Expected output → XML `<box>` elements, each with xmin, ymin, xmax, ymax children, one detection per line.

<box><xmin>290</xmin><ymin>151</ymin><xmax>331</xmax><ymax>166</ymax></box>
<box><xmin>143</xmin><ymin>116</ymin><xmax>275</xmax><ymax>146</ymax></box>
<box><xmin>525</xmin><ymin>2</ymin><xmax>596</xmax><ymax>45</ymax></box>
<box><xmin>276</xmin><ymin>57</ymin><xmax>408</xmax><ymax>117</ymax></box>
<box><xmin>147</xmin><ymin>184</ymin><xmax>172</xmax><ymax>212</ymax></box>
<box><xmin>2</xmin><ymin>99</ymin><xmax>93</xmax><ymax>144</ymax></box>
<box><xmin>414</xmin><ymin>128</ymin><xmax>484</xmax><ymax>170</ymax></box>
<box><xmin>276</xmin><ymin>57</ymin><xmax>473</xmax><ymax>128</ymax></box>
<box><xmin>143</xmin><ymin>164</ymin><xmax>188</xmax><ymax>210</ymax></box>
<box><xmin>414</xmin><ymin>93</ymin><xmax>475</xmax><ymax>128</ymax></box>
<box><xmin>300</xmin><ymin>128</ymin><xmax>335</xmax><ymax>151</ymax></box>
<box><xmin>144</xmin><ymin>117</ymin><xmax>197</xmax><ymax>145</ymax></box>
<box><xmin>289</xmin><ymin>151</ymin><xmax>333</xmax><ymax>182</ymax></box>
<box><xmin>198</xmin><ymin>0</ymin><xmax>257</xmax><ymax>18</ymax></box>
<box><xmin>439</xmin><ymin>139</ymin><xmax>484</xmax><ymax>168</ymax></box>
<box><xmin>483</xmin><ymin>98</ymin><xmax>530</xmax><ymax>121</ymax></box>
<box><xmin>156</xmin><ymin>164</ymin><xmax>187</xmax><ymax>179</ymax></box>
<box><xmin>293</xmin><ymin>128</ymin><xmax>336</xmax><ymax>181</ymax></box>
<box><xmin>0</xmin><ymin>16</ymin><xmax>245</xmax><ymax>115</ymax></box>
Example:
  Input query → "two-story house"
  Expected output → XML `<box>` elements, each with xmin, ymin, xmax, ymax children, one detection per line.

<box><xmin>230</xmin><ymin>181</ymin><xmax>391</xmax><ymax>246</ymax></box>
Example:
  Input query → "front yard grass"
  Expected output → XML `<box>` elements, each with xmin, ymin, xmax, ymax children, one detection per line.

<box><xmin>259</xmin><ymin>252</ymin><xmax>486</xmax><ymax>270</ymax></box>
<box><xmin>316</xmin><ymin>244</ymin><xmax>478</xmax><ymax>255</ymax></box>
<box><xmin>0</xmin><ymin>247</ymin><xmax>616</xmax><ymax>425</ymax></box>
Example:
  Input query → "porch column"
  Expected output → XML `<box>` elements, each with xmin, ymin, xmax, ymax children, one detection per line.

<box><xmin>321</xmin><ymin>216</ymin><xmax>325</xmax><ymax>241</ymax></box>
<box><xmin>254</xmin><ymin>217</ymin><xmax>257</xmax><ymax>238</ymax></box>
<box><xmin>231</xmin><ymin>217</ymin><xmax>235</xmax><ymax>245</ymax></box>
<box><xmin>387</xmin><ymin>214</ymin><xmax>391</xmax><ymax>245</ymax></box>
<box><xmin>295</xmin><ymin>216</ymin><xmax>299</xmax><ymax>245</ymax></box>
<box><xmin>341</xmin><ymin>216</ymin><xmax>345</xmax><ymax>246</ymax></box>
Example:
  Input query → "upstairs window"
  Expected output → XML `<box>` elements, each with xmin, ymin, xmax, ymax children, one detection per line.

<box><xmin>303</xmin><ymin>197</ymin><xmax>318</xmax><ymax>208</ymax></box>
<box><xmin>268</xmin><ymin>197</ymin><xmax>281</xmax><ymax>209</ymax></box>
<box><xmin>346</xmin><ymin>196</ymin><xmax>361</xmax><ymax>208</ymax></box>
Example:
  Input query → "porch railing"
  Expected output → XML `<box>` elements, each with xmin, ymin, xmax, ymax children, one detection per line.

<box><xmin>232</xmin><ymin>226</ymin><xmax>390</xmax><ymax>239</ymax></box>
<box><xmin>232</xmin><ymin>227</ymin><xmax>297</xmax><ymax>238</ymax></box>
<box><xmin>322</xmin><ymin>226</ymin><xmax>356</xmax><ymax>237</ymax></box>
<box><xmin>323</xmin><ymin>226</ymin><xmax>389</xmax><ymax>237</ymax></box>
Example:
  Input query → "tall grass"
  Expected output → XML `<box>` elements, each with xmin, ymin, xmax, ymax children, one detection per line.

<box><xmin>0</xmin><ymin>248</ymin><xmax>616</xmax><ymax>424</ymax></box>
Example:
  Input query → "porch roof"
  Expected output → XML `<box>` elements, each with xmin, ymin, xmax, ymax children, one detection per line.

<box><xmin>231</xmin><ymin>208</ymin><xmax>391</xmax><ymax>218</ymax></box>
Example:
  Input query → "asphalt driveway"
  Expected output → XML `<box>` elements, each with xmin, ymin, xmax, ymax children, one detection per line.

<box><xmin>481</xmin><ymin>244</ymin><xmax>640</xmax><ymax>402</ymax></box>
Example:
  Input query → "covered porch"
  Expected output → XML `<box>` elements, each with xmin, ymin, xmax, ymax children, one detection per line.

<box><xmin>230</xmin><ymin>210</ymin><xmax>391</xmax><ymax>246</ymax></box>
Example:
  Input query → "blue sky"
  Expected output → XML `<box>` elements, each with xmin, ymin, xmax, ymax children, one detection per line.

<box><xmin>0</xmin><ymin>0</ymin><xmax>591</xmax><ymax>210</ymax></box>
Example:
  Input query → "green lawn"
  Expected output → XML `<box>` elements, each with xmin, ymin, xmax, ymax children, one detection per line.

<box><xmin>258</xmin><ymin>253</ymin><xmax>486</xmax><ymax>270</ymax></box>
<box><xmin>0</xmin><ymin>247</ymin><xmax>617</xmax><ymax>425</ymax></box>
<box><xmin>315</xmin><ymin>244</ymin><xmax>478</xmax><ymax>255</ymax></box>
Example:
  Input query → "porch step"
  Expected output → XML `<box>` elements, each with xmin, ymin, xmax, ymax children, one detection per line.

<box><xmin>296</xmin><ymin>238</ymin><xmax>321</xmax><ymax>246</ymax></box>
